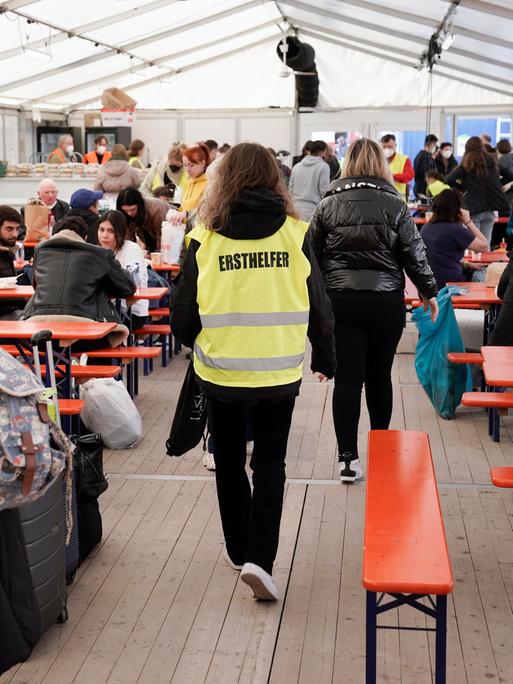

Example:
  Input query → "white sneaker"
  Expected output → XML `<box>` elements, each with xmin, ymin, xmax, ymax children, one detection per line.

<box><xmin>202</xmin><ymin>451</ymin><xmax>215</xmax><ymax>471</ymax></box>
<box><xmin>246</xmin><ymin>441</ymin><xmax>254</xmax><ymax>456</ymax></box>
<box><xmin>240</xmin><ymin>562</ymin><xmax>278</xmax><ymax>601</ymax></box>
<box><xmin>339</xmin><ymin>455</ymin><xmax>363</xmax><ymax>483</ymax></box>
<box><xmin>223</xmin><ymin>546</ymin><xmax>243</xmax><ymax>571</ymax></box>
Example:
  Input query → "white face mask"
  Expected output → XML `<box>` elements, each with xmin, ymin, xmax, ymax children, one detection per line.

<box><xmin>442</xmin><ymin>149</ymin><xmax>453</xmax><ymax>159</ymax></box>
<box><xmin>97</xmin><ymin>145</ymin><xmax>107</xmax><ymax>155</ymax></box>
<box><xmin>383</xmin><ymin>147</ymin><xmax>395</xmax><ymax>159</ymax></box>
<box><xmin>66</xmin><ymin>145</ymin><xmax>74</xmax><ymax>155</ymax></box>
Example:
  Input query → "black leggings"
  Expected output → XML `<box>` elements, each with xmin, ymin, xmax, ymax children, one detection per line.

<box><xmin>330</xmin><ymin>291</ymin><xmax>405</xmax><ymax>458</ymax></box>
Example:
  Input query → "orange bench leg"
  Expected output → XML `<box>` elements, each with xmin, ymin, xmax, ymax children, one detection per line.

<box><xmin>366</xmin><ymin>592</ymin><xmax>447</xmax><ymax>684</ymax></box>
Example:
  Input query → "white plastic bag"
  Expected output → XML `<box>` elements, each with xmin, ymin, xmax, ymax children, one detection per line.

<box><xmin>80</xmin><ymin>378</ymin><xmax>142</xmax><ymax>449</ymax></box>
<box><xmin>161</xmin><ymin>220</ymin><xmax>184</xmax><ymax>264</ymax></box>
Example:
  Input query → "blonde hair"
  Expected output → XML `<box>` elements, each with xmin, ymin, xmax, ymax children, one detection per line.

<box><xmin>342</xmin><ymin>138</ymin><xmax>393</xmax><ymax>183</ymax></box>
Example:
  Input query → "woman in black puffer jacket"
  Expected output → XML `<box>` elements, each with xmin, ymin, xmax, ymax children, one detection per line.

<box><xmin>309</xmin><ymin>138</ymin><xmax>438</xmax><ymax>483</ymax></box>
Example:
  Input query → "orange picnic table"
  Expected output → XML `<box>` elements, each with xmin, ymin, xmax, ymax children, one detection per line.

<box><xmin>481</xmin><ymin>346</ymin><xmax>513</xmax><ymax>387</ymax></box>
<box><xmin>0</xmin><ymin>320</ymin><xmax>116</xmax><ymax>341</ymax></box>
<box><xmin>152</xmin><ymin>262</ymin><xmax>180</xmax><ymax>273</ymax></box>
<box><xmin>464</xmin><ymin>251</ymin><xmax>508</xmax><ymax>264</ymax></box>
<box><xmin>0</xmin><ymin>286</ymin><xmax>167</xmax><ymax>302</ymax></box>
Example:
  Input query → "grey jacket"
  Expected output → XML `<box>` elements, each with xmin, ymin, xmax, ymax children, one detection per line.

<box><xmin>94</xmin><ymin>160</ymin><xmax>141</xmax><ymax>194</ymax></box>
<box><xmin>289</xmin><ymin>155</ymin><xmax>330</xmax><ymax>222</ymax></box>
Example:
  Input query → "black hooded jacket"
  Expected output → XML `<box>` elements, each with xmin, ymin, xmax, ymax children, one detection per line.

<box><xmin>490</xmin><ymin>251</ymin><xmax>513</xmax><ymax>346</ymax></box>
<box><xmin>171</xmin><ymin>188</ymin><xmax>336</xmax><ymax>401</ymax></box>
<box><xmin>309</xmin><ymin>176</ymin><xmax>438</xmax><ymax>299</ymax></box>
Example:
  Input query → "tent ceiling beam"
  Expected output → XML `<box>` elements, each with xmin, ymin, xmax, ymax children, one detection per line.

<box><xmin>446</xmin><ymin>0</ymin><xmax>513</xmax><ymax>21</ymax></box>
<box><xmin>46</xmin><ymin>33</ymin><xmax>284</xmax><ymax>110</ymax></box>
<box><xmin>303</xmin><ymin>18</ymin><xmax>513</xmax><ymax>91</ymax></box>
<box><xmin>0</xmin><ymin>0</ymin><xmax>272</xmax><ymax>73</ymax></box>
<box><xmin>334</xmin><ymin>0</ymin><xmax>438</xmax><ymax>29</ymax></box>
<box><xmin>301</xmin><ymin>28</ymin><xmax>513</xmax><ymax>99</ymax></box>
<box><xmin>0</xmin><ymin>0</ymin><xmax>182</xmax><ymax>60</ymax></box>
<box><xmin>293</xmin><ymin>18</ymin><xmax>510</xmax><ymax>74</ymax></box>
<box><xmin>0</xmin><ymin>0</ymin><xmax>38</xmax><ymax>9</ymax></box>
<box><xmin>25</xmin><ymin>19</ymin><xmax>281</xmax><ymax>105</ymax></box>
<box><xmin>282</xmin><ymin>0</ymin><xmax>513</xmax><ymax>52</ymax></box>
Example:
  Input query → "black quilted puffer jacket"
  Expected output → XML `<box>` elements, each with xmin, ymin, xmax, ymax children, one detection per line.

<box><xmin>308</xmin><ymin>176</ymin><xmax>438</xmax><ymax>299</ymax></box>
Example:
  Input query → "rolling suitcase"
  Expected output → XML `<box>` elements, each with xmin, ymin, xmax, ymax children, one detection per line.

<box><xmin>33</xmin><ymin>330</ymin><xmax>79</xmax><ymax>585</ymax></box>
<box><xmin>19</xmin><ymin>475</ymin><xmax>68</xmax><ymax>631</ymax></box>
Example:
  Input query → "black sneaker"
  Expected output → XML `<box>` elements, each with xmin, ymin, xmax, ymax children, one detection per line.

<box><xmin>339</xmin><ymin>452</ymin><xmax>363</xmax><ymax>483</ymax></box>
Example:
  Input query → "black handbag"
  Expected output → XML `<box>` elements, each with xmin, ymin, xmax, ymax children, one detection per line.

<box><xmin>166</xmin><ymin>361</ymin><xmax>208</xmax><ymax>457</ymax></box>
<box><xmin>71</xmin><ymin>434</ymin><xmax>107</xmax><ymax>564</ymax></box>
<box><xmin>71</xmin><ymin>433</ymin><xmax>108</xmax><ymax>501</ymax></box>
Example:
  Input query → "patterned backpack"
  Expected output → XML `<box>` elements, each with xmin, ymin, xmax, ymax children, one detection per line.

<box><xmin>0</xmin><ymin>347</ymin><xmax>72</xmax><ymax>511</ymax></box>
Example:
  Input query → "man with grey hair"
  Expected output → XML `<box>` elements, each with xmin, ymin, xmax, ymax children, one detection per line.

<box><xmin>19</xmin><ymin>178</ymin><xmax>69</xmax><ymax>240</ymax></box>
<box><xmin>48</xmin><ymin>134</ymin><xmax>75</xmax><ymax>164</ymax></box>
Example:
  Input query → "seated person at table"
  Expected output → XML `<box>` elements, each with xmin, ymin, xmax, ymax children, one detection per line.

<box><xmin>0</xmin><ymin>205</ymin><xmax>24</xmax><ymax>320</ymax></box>
<box><xmin>19</xmin><ymin>179</ymin><xmax>69</xmax><ymax>241</ymax></box>
<box><xmin>426</xmin><ymin>169</ymin><xmax>451</xmax><ymax>198</ymax></box>
<box><xmin>490</xmin><ymin>254</ymin><xmax>513</xmax><ymax>346</ymax></box>
<box><xmin>97</xmin><ymin>210</ymin><xmax>149</xmax><ymax>330</ymax></box>
<box><xmin>67</xmin><ymin>188</ymin><xmax>104</xmax><ymax>245</ymax></box>
<box><xmin>421</xmin><ymin>189</ymin><xmax>488</xmax><ymax>289</ymax></box>
<box><xmin>116</xmin><ymin>187</ymin><xmax>169</xmax><ymax>252</ymax></box>
<box><xmin>22</xmin><ymin>216</ymin><xmax>135</xmax><ymax>350</ymax></box>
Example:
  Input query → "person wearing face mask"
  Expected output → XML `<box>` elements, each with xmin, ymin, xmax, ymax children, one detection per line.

<box><xmin>84</xmin><ymin>135</ymin><xmax>112</xmax><ymax>165</ymax></box>
<box><xmin>380</xmin><ymin>134</ymin><xmax>414</xmax><ymax>201</ymax></box>
<box><xmin>141</xmin><ymin>144</ymin><xmax>188</xmax><ymax>197</ymax></box>
<box><xmin>48</xmin><ymin>134</ymin><xmax>76</xmax><ymax>164</ymax></box>
<box><xmin>435</xmin><ymin>142</ymin><xmax>458</xmax><ymax>176</ymax></box>
<box><xmin>413</xmin><ymin>134</ymin><xmax>439</xmax><ymax>198</ymax></box>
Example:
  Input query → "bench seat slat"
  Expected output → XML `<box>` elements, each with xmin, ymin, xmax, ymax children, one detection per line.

<box><xmin>363</xmin><ymin>430</ymin><xmax>453</xmax><ymax>595</ymax></box>
<box><xmin>491</xmin><ymin>467</ymin><xmax>513</xmax><ymax>488</ymax></box>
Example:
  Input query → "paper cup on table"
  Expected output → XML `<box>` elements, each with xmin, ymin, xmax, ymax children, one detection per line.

<box><xmin>151</xmin><ymin>252</ymin><xmax>161</xmax><ymax>266</ymax></box>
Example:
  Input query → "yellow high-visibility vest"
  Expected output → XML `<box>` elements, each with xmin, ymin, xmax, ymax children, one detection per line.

<box><xmin>389</xmin><ymin>153</ymin><xmax>409</xmax><ymax>197</ymax></box>
<box><xmin>189</xmin><ymin>216</ymin><xmax>311</xmax><ymax>388</ymax></box>
<box><xmin>427</xmin><ymin>180</ymin><xmax>451</xmax><ymax>197</ymax></box>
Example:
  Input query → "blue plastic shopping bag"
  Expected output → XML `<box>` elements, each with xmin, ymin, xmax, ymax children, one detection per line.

<box><xmin>412</xmin><ymin>286</ymin><xmax>472</xmax><ymax>419</ymax></box>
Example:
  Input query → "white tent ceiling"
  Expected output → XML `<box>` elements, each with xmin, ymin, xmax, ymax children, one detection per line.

<box><xmin>0</xmin><ymin>0</ymin><xmax>511</xmax><ymax>111</ymax></box>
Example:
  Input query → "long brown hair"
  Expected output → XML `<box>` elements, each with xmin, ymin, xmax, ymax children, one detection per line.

<box><xmin>342</xmin><ymin>138</ymin><xmax>393</xmax><ymax>183</ymax></box>
<box><xmin>198</xmin><ymin>143</ymin><xmax>298</xmax><ymax>232</ymax></box>
<box><xmin>462</xmin><ymin>136</ymin><xmax>489</xmax><ymax>175</ymax></box>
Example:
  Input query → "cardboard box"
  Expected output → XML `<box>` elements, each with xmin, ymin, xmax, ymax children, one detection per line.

<box><xmin>101</xmin><ymin>87</ymin><xmax>137</xmax><ymax>110</ymax></box>
<box><xmin>84</xmin><ymin>111</ymin><xmax>102</xmax><ymax>127</ymax></box>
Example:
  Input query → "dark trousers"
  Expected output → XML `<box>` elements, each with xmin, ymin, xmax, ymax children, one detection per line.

<box><xmin>330</xmin><ymin>291</ymin><xmax>405</xmax><ymax>457</ymax></box>
<box><xmin>209</xmin><ymin>396</ymin><xmax>295</xmax><ymax>575</ymax></box>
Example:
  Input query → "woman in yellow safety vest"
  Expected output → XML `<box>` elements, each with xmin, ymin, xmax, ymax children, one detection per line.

<box><xmin>171</xmin><ymin>143</ymin><xmax>336</xmax><ymax>601</ymax></box>
<box><xmin>141</xmin><ymin>144</ymin><xmax>188</xmax><ymax>196</ymax></box>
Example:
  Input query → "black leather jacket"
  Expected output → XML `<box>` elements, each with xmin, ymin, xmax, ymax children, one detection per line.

<box><xmin>22</xmin><ymin>231</ymin><xmax>135</xmax><ymax>322</ymax></box>
<box><xmin>309</xmin><ymin>176</ymin><xmax>437</xmax><ymax>299</ymax></box>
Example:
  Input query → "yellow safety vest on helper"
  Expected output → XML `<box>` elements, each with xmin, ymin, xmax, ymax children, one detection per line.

<box><xmin>189</xmin><ymin>216</ymin><xmax>311</xmax><ymax>389</ymax></box>
<box><xmin>427</xmin><ymin>180</ymin><xmax>451</xmax><ymax>197</ymax></box>
<box><xmin>389</xmin><ymin>153</ymin><xmax>409</xmax><ymax>198</ymax></box>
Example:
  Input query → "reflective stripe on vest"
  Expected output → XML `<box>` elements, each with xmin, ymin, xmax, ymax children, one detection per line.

<box><xmin>389</xmin><ymin>153</ymin><xmax>408</xmax><ymax>197</ymax></box>
<box><xmin>190</xmin><ymin>216</ymin><xmax>311</xmax><ymax>389</ymax></box>
<box><xmin>200</xmin><ymin>311</ymin><xmax>309</xmax><ymax>328</ymax></box>
<box><xmin>194</xmin><ymin>343</ymin><xmax>304</xmax><ymax>372</ymax></box>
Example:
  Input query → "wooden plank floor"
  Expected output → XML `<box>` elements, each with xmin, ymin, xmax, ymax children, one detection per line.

<box><xmin>4</xmin><ymin>326</ymin><xmax>513</xmax><ymax>683</ymax></box>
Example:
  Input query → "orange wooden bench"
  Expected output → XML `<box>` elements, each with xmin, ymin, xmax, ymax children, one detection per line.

<box><xmin>447</xmin><ymin>352</ymin><xmax>483</xmax><ymax>365</ymax></box>
<box><xmin>462</xmin><ymin>391</ymin><xmax>513</xmax><ymax>442</ymax></box>
<box><xmin>59</xmin><ymin>399</ymin><xmax>85</xmax><ymax>415</ymax></box>
<box><xmin>133</xmin><ymin>324</ymin><xmax>172</xmax><ymax>370</ymax></box>
<box><xmin>364</xmin><ymin>430</ymin><xmax>453</xmax><ymax>684</ymax></box>
<box><xmin>148</xmin><ymin>307</ymin><xmax>170</xmax><ymax>319</ymax></box>
<box><xmin>490</xmin><ymin>467</ymin><xmax>513</xmax><ymax>488</ymax></box>
<box><xmin>31</xmin><ymin>364</ymin><xmax>122</xmax><ymax>379</ymax></box>
<box><xmin>83</xmin><ymin>345</ymin><xmax>161</xmax><ymax>396</ymax></box>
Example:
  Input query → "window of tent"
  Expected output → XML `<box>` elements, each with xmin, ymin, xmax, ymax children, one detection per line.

<box><xmin>455</xmin><ymin>115</ymin><xmax>512</xmax><ymax>156</ymax></box>
<box><xmin>311</xmin><ymin>131</ymin><xmax>362</xmax><ymax>161</ymax></box>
